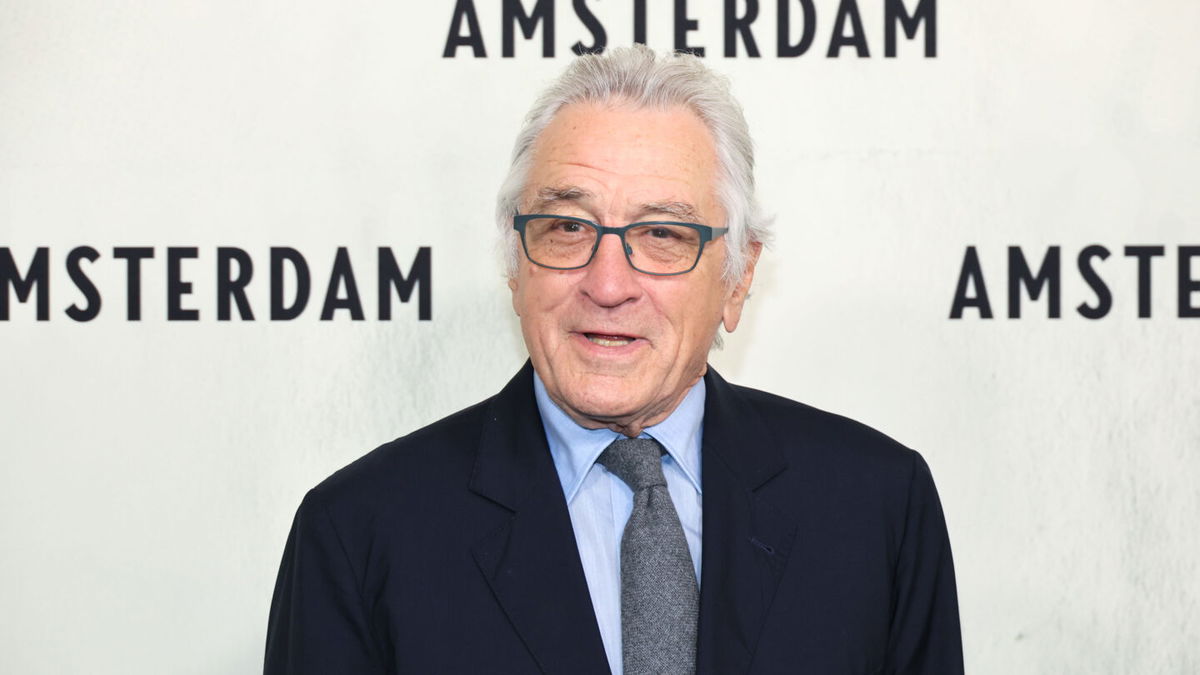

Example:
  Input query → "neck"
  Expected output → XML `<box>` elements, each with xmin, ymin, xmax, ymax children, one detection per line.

<box><xmin>552</xmin><ymin>373</ymin><xmax>704</xmax><ymax>438</ymax></box>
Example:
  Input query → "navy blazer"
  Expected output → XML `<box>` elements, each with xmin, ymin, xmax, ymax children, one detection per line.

<box><xmin>265</xmin><ymin>363</ymin><xmax>963</xmax><ymax>674</ymax></box>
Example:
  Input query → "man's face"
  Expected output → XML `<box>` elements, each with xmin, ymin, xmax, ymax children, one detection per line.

<box><xmin>509</xmin><ymin>102</ymin><xmax>759</xmax><ymax>434</ymax></box>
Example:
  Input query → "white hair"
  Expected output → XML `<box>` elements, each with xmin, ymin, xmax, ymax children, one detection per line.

<box><xmin>495</xmin><ymin>45</ymin><xmax>772</xmax><ymax>284</ymax></box>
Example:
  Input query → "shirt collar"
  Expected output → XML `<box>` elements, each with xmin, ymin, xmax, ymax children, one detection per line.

<box><xmin>534</xmin><ymin>371</ymin><xmax>705</xmax><ymax>503</ymax></box>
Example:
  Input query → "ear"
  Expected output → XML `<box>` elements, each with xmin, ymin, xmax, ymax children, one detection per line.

<box><xmin>721</xmin><ymin>241</ymin><xmax>762</xmax><ymax>333</ymax></box>
<box><xmin>508</xmin><ymin>275</ymin><xmax>521</xmax><ymax>316</ymax></box>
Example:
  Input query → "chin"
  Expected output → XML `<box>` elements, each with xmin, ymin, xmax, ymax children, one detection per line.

<box><xmin>561</xmin><ymin>379</ymin><xmax>647</xmax><ymax>422</ymax></box>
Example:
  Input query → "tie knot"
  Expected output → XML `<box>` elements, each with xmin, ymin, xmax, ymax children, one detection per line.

<box><xmin>597</xmin><ymin>437</ymin><xmax>667</xmax><ymax>491</ymax></box>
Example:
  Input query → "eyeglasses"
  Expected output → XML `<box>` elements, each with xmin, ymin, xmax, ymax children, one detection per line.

<box><xmin>513</xmin><ymin>213</ymin><xmax>728</xmax><ymax>276</ymax></box>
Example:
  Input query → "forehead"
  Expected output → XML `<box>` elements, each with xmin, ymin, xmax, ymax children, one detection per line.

<box><xmin>526</xmin><ymin>102</ymin><xmax>720</xmax><ymax>216</ymax></box>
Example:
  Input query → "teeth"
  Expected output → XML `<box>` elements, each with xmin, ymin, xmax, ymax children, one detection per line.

<box><xmin>587</xmin><ymin>335</ymin><xmax>632</xmax><ymax>347</ymax></box>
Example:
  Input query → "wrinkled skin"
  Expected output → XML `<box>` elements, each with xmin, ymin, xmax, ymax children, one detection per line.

<box><xmin>509</xmin><ymin>102</ymin><xmax>761</xmax><ymax>437</ymax></box>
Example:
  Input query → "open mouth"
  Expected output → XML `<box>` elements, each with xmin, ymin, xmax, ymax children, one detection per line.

<box><xmin>583</xmin><ymin>332</ymin><xmax>637</xmax><ymax>347</ymax></box>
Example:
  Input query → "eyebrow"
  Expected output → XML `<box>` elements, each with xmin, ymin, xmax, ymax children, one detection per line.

<box><xmin>639</xmin><ymin>200</ymin><xmax>698</xmax><ymax>221</ymax></box>
<box><xmin>528</xmin><ymin>185</ymin><xmax>701</xmax><ymax>222</ymax></box>
<box><xmin>530</xmin><ymin>186</ymin><xmax>594</xmax><ymax>212</ymax></box>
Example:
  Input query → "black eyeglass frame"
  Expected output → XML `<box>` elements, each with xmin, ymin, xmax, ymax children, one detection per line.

<box><xmin>512</xmin><ymin>213</ymin><xmax>729</xmax><ymax>276</ymax></box>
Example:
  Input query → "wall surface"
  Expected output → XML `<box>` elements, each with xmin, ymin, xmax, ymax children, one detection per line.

<box><xmin>2</xmin><ymin>1</ymin><xmax>1197</xmax><ymax>673</ymax></box>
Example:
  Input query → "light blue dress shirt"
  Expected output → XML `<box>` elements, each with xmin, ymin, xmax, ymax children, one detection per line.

<box><xmin>533</xmin><ymin>373</ymin><xmax>704</xmax><ymax>675</ymax></box>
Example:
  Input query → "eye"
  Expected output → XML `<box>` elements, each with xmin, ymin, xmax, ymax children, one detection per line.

<box><xmin>549</xmin><ymin>219</ymin><xmax>583</xmax><ymax>233</ymax></box>
<box><xmin>648</xmin><ymin>227</ymin><xmax>681</xmax><ymax>239</ymax></box>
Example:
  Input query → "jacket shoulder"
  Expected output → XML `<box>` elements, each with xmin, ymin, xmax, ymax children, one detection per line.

<box><xmin>307</xmin><ymin>396</ymin><xmax>492</xmax><ymax>510</ymax></box>
<box><xmin>730</xmin><ymin>382</ymin><xmax>919</xmax><ymax>475</ymax></box>
<box><xmin>724</xmin><ymin>382</ymin><xmax>942</xmax><ymax>554</ymax></box>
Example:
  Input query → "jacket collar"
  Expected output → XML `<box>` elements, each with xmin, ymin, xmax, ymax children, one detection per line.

<box><xmin>468</xmin><ymin>362</ymin><xmax>612</xmax><ymax>674</ymax></box>
<box><xmin>701</xmin><ymin>366</ymin><xmax>789</xmax><ymax>490</ymax></box>
<box><xmin>468</xmin><ymin>362</ymin><xmax>796</xmax><ymax>675</ymax></box>
<box><xmin>696</xmin><ymin>367</ymin><xmax>797</xmax><ymax>674</ymax></box>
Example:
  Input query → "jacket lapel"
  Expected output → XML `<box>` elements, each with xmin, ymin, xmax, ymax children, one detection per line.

<box><xmin>469</xmin><ymin>362</ymin><xmax>611</xmax><ymax>675</ymax></box>
<box><xmin>697</xmin><ymin>368</ymin><xmax>797</xmax><ymax>675</ymax></box>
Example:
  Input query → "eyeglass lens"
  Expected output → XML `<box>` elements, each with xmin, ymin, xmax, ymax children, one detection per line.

<box><xmin>523</xmin><ymin>217</ymin><xmax>702</xmax><ymax>274</ymax></box>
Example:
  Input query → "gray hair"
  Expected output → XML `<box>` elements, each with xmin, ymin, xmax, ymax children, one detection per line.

<box><xmin>495</xmin><ymin>45</ymin><xmax>771</xmax><ymax>284</ymax></box>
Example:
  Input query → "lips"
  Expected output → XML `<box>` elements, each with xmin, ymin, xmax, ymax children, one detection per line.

<box><xmin>575</xmin><ymin>328</ymin><xmax>645</xmax><ymax>348</ymax></box>
<box><xmin>585</xmin><ymin>332</ymin><xmax>635</xmax><ymax>347</ymax></box>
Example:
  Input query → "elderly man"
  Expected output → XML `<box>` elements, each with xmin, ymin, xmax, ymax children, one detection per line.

<box><xmin>266</xmin><ymin>46</ymin><xmax>963</xmax><ymax>675</ymax></box>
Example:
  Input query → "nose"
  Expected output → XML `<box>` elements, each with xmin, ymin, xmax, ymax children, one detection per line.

<box><xmin>578</xmin><ymin>232</ymin><xmax>642</xmax><ymax>308</ymax></box>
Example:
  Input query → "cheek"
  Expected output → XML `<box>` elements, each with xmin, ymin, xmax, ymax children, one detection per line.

<box><xmin>677</xmin><ymin>291</ymin><xmax>729</xmax><ymax>351</ymax></box>
<box><xmin>673</xmin><ymin>279</ymin><xmax>727</xmax><ymax>320</ymax></box>
<box><xmin>647</xmin><ymin>288</ymin><xmax>717</xmax><ymax>348</ymax></box>
<box><xmin>518</xmin><ymin>273</ymin><xmax>575</xmax><ymax>328</ymax></box>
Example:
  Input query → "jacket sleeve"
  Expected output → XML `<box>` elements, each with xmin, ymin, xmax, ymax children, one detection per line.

<box><xmin>264</xmin><ymin>489</ymin><xmax>388</xmax><ymax>674</ymax></box>
<box><xmin>885</xmin><ymin>451</ymin><xmax>965</xmax><ymax>675</ymax></box>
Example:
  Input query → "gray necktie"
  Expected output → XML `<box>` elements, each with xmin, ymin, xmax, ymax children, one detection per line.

<box><xmin>598</xmin><ymin>437</ymin><xmax>699</xmax><ymax>675</ymax></box>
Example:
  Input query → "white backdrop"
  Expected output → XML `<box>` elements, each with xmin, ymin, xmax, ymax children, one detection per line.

<box><xmin>2</xmin><ymin>1</ymin><xmax>1197</xmax><ymax>673</ymax></box>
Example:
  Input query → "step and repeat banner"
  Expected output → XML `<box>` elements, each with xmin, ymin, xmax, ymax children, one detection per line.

<box><xmin>2</xmin><ymin>1</ymin><xmax>1196</xmax><ymax>673</ymax></box>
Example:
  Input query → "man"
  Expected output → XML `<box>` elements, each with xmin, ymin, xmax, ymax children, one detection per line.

<box><xmin>266</xmin><ymin>46</ymin><xmax>963</xmax><ymax>674</ymax></box>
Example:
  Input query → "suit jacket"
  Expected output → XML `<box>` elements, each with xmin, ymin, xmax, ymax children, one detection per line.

<box><xmin>265</xmin><ymin>362</ymin><xmax>963</xmax><ymax>674</ymax></box>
